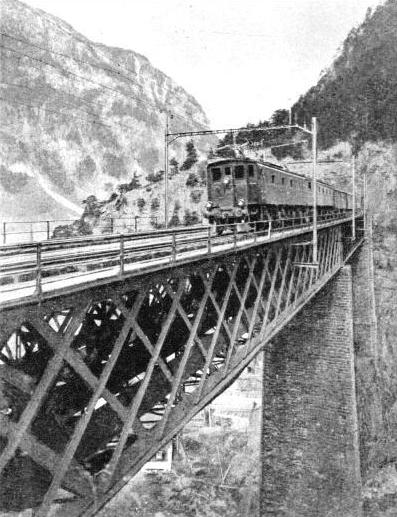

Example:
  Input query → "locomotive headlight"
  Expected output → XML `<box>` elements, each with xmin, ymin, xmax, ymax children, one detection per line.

<box><xmin>206</xmin><ymin>201</ymin><xmax>213</xmax><ymax>210</ymax></box>
<box><xmin>237</xmin><ymin>198</ymin><xmax>245</xmax><ymax>207</ymax></box>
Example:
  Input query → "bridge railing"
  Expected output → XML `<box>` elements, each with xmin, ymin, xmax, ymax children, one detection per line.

<box><xmin>0</xmin><ymin>211</ymin><xmax>362</xmax><ymax>300</ymax></box>
<box><xmin>0</xmin><ymin>216</ymin><xmax>160</xmax><ymax>245</ymax></box>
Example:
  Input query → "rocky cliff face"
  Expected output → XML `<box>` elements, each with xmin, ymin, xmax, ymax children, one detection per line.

<box><xmin>0</xmin><ymin>0</ymin><xmax>209</xmax><ymax>224</ymax></box>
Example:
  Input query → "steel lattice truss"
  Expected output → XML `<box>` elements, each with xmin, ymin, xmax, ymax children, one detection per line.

<box><xmin>0</xmin><ymin>225</ymin><xmax>362</xmax><ymax>516</ymax></box>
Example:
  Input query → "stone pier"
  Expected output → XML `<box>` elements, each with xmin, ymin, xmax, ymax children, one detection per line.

<box><xmin>260</xmin><ymin>266</ymin><xmax>363</xmax><ymax>517</ymax></box>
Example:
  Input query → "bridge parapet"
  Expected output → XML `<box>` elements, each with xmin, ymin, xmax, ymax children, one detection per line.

<box><xmin>0</xmin><ymin>218</ymin><xmax>364</xmax><ymax>516</ymax></box>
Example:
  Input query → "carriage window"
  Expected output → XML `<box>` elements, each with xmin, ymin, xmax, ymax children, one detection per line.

<box><xmin>212</xmin><ymin>168</ymin><xmax>221</xmax><ymax>182</ymax></box>
<box><xmin>248</xmin><ymin>165</ymin><xmax>254</xmax><ymax>177</ymax></box>
<box><xmin>225</xmin><ymin>167</ymin><xmax>231</xmax><ymax>175</ymax></box>
<box><xmin>308</xmin><ymin>182</ymin><xmax>311</xmax><ymax>189</ymax></box>
<box><xmin>281</xmin><ymin>177</ymin><xmax>285</xmax><ymax>185</ymax></box>
<box><xmin>290</xmin><ymin>180</ymin><xmax>293</xmax><ymax>187</ymax></box>
<box><xmin>271</xmin><ymin>175</ymin><xmax>275</xmax><ymax>184</ymax></box>
<box><xmin>234</xmin><ymin>165</ymin><xmax>245</xmax><ymax>179</ymax></box>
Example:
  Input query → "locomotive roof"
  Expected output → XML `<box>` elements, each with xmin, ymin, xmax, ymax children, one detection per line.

<box><xmin>207</xmin><ymin>157</ymin><xmax>351</xmax><ymax>196</ymax></box>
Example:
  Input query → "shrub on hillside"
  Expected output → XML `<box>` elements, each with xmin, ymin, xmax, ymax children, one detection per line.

<box><xmin>137</xmin><ymin>198</ymin><xmax>146</xmax><ymax>211</ymax></box>
<box><xmin>116</xmin><ymin>172</ymin><xmax>141</xmax><ymax>193</ymax></box>
<box><xmin>183</xmin><ymin>209</ymin><xmax>200</xmax><ymax>226</ymax></box>
<box><xmin>147</xmin><ymin>170</ymin><xmax>164</xmax><ymax>183</ymax></box>
<box><xmin>181</xmin><ymin>140</ymin><xmax>198</xmax><ymax>170</ymax></box>
<box><xmin>151</xmin><ymin>197</ymin><xmax>160</xmax><ymax>211</ymax></box>
<box><xmin>186</xmin><ymin>172</ymin><xmax>199</xmax><ymax>187</ymax></box>
<box><xmin>169</xmin><ymin>157</ymin><xmax>179</xmax><ymax>176</ymax></box>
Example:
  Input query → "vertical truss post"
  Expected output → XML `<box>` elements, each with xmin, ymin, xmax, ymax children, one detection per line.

<box><xmin>2</xmin><ymin>221</ymin><xmax>6</xmax><ymax>244</ymax></box>
<box><xmin>352</xmin><ymin>154</ymin><xmax>356</xmax><ymax>241</ymax></box>
<box><xmin>34</xmin><ymin>241</ymin><xmax>42</xmax><ymax>297</ymax></box>
<box><xmin>207</xmin><ymin>226</ymin><xmax>212</xmax><ymax>254</ymax></box>
<box><xmin>172</xmin><ymin>232</ymin><xmax>177</xmax><ymax>262</ymax></box>
<box><xmin>233</xmin><ymin>225</ymin><xmax>237</xmax><ymax>250</ymax></box>
<box><xmin>46</xmin><ymin>220</ymin><xmax>50</xmax><ymax>241</ymax></box>
<box><xmin>119</xmin><ymin>234</ymin><xmax>125</xmax><ymax>276</ymax></box>
<box><xmin>164</xmin><ymin>112</ymin><xmax>169</xmax><ymax>229</ymax></box>
<box><xmin>312</xmin><ymin>116</ymin><xmax>318</xmax><ymax>264</ymax></box>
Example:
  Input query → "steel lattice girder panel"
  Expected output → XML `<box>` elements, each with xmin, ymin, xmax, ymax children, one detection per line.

<box><xmin>0</xmin><ymin>224</ymin><xmax>363</xmax><ymax>516</ymax></box>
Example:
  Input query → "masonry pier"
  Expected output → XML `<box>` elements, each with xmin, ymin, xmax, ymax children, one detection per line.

<box><xmin>261</xmin><ymin>265</ymin><xmax>363</xmax><ymax>517</ymax></box>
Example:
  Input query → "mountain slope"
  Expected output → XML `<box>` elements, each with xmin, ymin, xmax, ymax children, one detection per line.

<box><xmin>0</xmin><ymin>0</ymin><xmax>209</xmax><ymax>223</ymax></box>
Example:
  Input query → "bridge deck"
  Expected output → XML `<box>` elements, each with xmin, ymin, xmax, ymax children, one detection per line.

<box><xmin>0</xmin><ymin>215</ymin><xmax>358</xmax><ymax>309</ymax></box>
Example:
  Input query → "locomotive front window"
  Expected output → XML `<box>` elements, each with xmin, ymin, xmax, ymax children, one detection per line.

<box><xmin>248</xmin><ymin>165</ymin><xmax>254</xmax><ymax>177</ymax></box>
<box><xmin>212</xmin><ymin>168</ymin><xmax>221</xmax><ymax>182</ymax></box>
<box><xmin>234</xmin><ymin>165</ymin><xmax>245</xmax><ymax>179</ymax></box>
<box><xmin>225</xmin><ymin>167</ymin><xmax>231</xmax><ymax>175</ymax></box>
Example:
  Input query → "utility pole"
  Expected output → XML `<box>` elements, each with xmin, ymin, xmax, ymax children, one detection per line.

<box><xmin>312</xmin><ymin>117</ymin><xmax>318</xmax><ymax>264</ymax></box>
<box><xmin>164</xmin><ymin>111</ymin><xmax>169</xmax><ymax>228</ymax></box>
<box><xmin>363</xmin><ymin>166</ymin><xmax>368</xmax><ymax>232</ymax></box>
<box><xmin>352</xmin><ymin>154</ymin><xmax>356</xmax><ymax>240</ymax></box>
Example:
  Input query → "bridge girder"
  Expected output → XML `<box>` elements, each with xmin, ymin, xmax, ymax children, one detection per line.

<box><xmin>0</xmin><ymin>222</ymin><xmax>363</xmax><ymax>516</ymax></box>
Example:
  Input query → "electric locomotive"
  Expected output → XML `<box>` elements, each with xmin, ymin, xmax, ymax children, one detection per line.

<box><xmin>204</xmin><ymin>156</ymin><xmax>353</xmax><ymax>231</ymax></box>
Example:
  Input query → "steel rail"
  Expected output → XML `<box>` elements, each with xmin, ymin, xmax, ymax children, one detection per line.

<box><xmin>0</xmin><ymin>213</ymin><xmax>363</xmax><ymax>309</ymax></box>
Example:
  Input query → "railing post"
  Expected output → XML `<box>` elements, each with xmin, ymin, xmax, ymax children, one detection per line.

<box><xmin>207</xmin><ymin>226</ymin><xmax>212</xmax><ymax>254</ymax></box>
<box><xmin>254</xmin><ymin>222</ymin><xmax>257</xmax><ymax>243</ymax></box>
<box><xmin>172</xmin><ymin>232</ymin><xmax>177</xmax><ymax>262</ymax></box>
<box><xmin>46</xmin><ymin>220</ymin><xmax>50</xmax><ymax>240</ymax></box>
<box><xmin>34</xmin><ymin>242</ymin><xmax>42</xmax><ymax>297</ymax></box>
<box><xmin>135</xmin><ymin>216</ymin><xmax>138</xmax><ymax>233</ymax></box>
<box><xmin>268</xmin><ymin>220</ymin><xmax>272</xmax><ymax>238</ymax></box>
<box><xmin>110</xmin><ymin>217</ymin><xmax>114</xmax><ymax>234</ymax></box>
<box><xmin>119</xmin><ymin>234</ymin><xmax>125</xmax><ymax>276</ymax></box>
<box><xmin>30</xmin><ymin>223</ymin><xmax>34</xmax><ymax>243</ymax></box>
<box><xmin>233</xmin><ymin>224</ymin><xmax>237</xmax><ymax>250</ymax></box>
<box><xmin>3</xmin><ymin>222</ymin><xmax>6</xmax><ymax>245</ymax></box>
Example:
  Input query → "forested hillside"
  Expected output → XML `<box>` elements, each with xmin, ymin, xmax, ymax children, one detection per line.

<box><xmin>293</xmin><ymin>0</ymin><xmax>397</xmax><ymax>148</ymax></box>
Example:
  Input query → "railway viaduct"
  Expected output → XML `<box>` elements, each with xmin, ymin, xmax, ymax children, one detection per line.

<box><xmin>0</xmin><ymin>213</ymin><xmax>379</xmax><ymax>516</ymax></box>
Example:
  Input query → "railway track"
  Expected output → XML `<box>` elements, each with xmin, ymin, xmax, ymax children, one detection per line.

<box><xmin>0</xmin><ymin>213</ymin><xmax>359</xmax><ymax>307</ymax></box>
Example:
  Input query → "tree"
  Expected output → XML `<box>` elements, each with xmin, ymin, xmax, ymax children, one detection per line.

<box><xmin>151</xmin><ymin>197</ymin><xmax>160</xmax><ymax>211</ymax></box>
<box><xmin>186</xmin><ymin>172</ymin><xmax>199</xmax><ymax>187</ymax></box>
<box><xmin>169</xmin><ymin>157</ymin><xmax>179</xmax><ymax>176</ymax></box>
<box><xmin>137</xmin><ymin>198</ymin><xmax>146</xmax><ymax>211</ymax></box>
<box><xmin>181</xmin><ymin>140</ymin><xmax>198</xmax><ymax>170</ymax></box>
<box><xmin>270</xmin><ymin>109</ymin><xmax>289</xmax><ymax>126</ymax></box>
